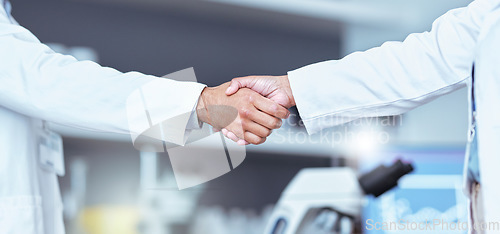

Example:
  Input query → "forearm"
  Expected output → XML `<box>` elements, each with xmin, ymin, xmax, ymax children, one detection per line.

<box><xmin>288</xmin><ymin>0</ymin><xmax>493</xmax><ymax>134</ymax></box>
<box><xmin>0</xmin><ymin>23</ymin><xmax>206</xmax><ymax>145</ymax></box>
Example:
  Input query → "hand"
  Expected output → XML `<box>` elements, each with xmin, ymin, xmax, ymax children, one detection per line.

<box><xmin>197</xmin><ymin>82</ymin><xmax>290</xmax><ymax>145</ymax></box>
<box><xmin>225</xmin><ymin>75</ymin><xmax>296</xmax><ymax>108</ymax></box>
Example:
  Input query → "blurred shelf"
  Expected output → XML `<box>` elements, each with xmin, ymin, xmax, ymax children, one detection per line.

<box><xmin>207</xmin><ymin>0</ymin><xmax>472</xmax><ymax>31</ymax></box>
<box><xmin>69</xmin><ymin>0</ymin><xmax>342</xmax><ymax>38</ymax></box>
<box><xmin>52</xmin><ymin>124</ymin><xmax>335</xmax><ymax>157</ymax></box>
<box><xmin>71</xmin><ymin>0</ymin><xmax>471</xmax><ymax>35</ymax></box>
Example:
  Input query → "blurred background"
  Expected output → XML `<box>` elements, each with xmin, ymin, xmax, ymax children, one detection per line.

<box><xmin>11</xmin><ymin>0</ymin><xmax>472</xmax><ymax>233</ymax></box>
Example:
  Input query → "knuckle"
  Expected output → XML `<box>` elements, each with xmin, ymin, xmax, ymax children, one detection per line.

<box><xmin>230</xmin><ymin>78</ymin><xmax>242</xmax><ymax>86</ymax></box>
<box><xmin>239</xmin><ymin>108</ymin><xmax>251</xmax><ymax>118</ymax></box>
<box><xmin>240</xmin><ymin>119</ymin><xmax>250</xmax><ymax>129</ymax></box>
<box><xmin>271</xmin><ymin>104</ymin><xmax>279</xmax><ymax>114</ymax></box>
<box><xmin>236</xmin><ymin>118</ymin><xmax>243</xmax><ymax>126</ymax></box>
<box><xmin>247</xmin><ymin>94</ymin><xmax>255</xmax><ymax>103</ymax></box>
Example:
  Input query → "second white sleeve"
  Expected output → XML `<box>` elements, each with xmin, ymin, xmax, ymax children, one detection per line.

<box><xmin>288</xmin><ymin>0</ymin><xmax>494</xmax><ymax>134</ymax></box>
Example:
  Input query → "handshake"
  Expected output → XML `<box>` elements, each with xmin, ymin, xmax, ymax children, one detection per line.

<box><xmin>196</xmin><ymin>75</ymin><xmax>296</xmax><ymax>145</ymax></box>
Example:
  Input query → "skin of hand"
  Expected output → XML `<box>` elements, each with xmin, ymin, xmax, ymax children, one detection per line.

<box><xmin>222</xmin><ymin>75</ymin><xmax>295</xmax><ymax>144</ymax></box>
<box><xmin>225</xmin><ymin>75</ymin><xmax>296</xmax><ymax>108</ymax></box>
<box><xmin>197</xmin><ymin>82</ymin><xmax>290</xmax><ymax>145</ymax></box>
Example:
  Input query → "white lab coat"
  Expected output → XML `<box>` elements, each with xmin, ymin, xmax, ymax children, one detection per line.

<box><xmin>0</xmin><ymin>2</ymin><xmax>205</xmax><ymax>234</ymax></box>
<box><xmin>288</xmin><ymin>0</ymin><xmax>500</xmax><ymax>231</ymax></box>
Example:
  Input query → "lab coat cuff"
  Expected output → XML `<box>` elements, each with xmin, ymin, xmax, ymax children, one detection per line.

<box><xmin>288</xmin><ymin>64</ymin><xmax>333</xmax><ymax>135</ymax></box>
<box><xmin>185</xmin><ymin>98</ymin><xmax>203</xmax><ymax>130</ymax></box>
<box><xmin>127</xmin><ymin>78</ymin><xmax>206</xmax><ymax>147</ymax></box>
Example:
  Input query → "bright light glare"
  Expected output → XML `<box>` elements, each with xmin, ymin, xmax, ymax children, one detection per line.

<box><xmin>347</xmin><ymin>131</ymin><xmax>380</xmax><ymax>156</ymax></box>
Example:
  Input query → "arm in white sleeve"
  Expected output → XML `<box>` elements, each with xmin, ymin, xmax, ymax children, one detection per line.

<box><xmin>0</xmin><ymin>13</ymin><xmax>206</xmax><ymax>145</ymax></box>
<box><xmin>288</xmin><ymin>0</ymin><xmax>496</xmax><ymax>134</ymax></box>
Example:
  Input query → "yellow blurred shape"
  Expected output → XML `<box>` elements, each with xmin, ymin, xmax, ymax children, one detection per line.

<box><xmin>79</xmin><ymin>206</ymin><xmax>139</xmax><ymax>234</ymax></box>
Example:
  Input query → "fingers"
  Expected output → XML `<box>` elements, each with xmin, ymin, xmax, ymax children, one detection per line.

<box><xmin>244</xmin><ymin>132</ymin><xmax>267</xmax><ymax>145</ymax></box>
<box><xmin>222</xmin><ymin>128</ymin><xmax>239</xmax><ymax>142</ymax></box>
<box><xmin>222</xmin><ymin>113</ymin><xmax>272</xmax><ymax>144</ymax></box>
<box><xmin>242</xmin><ymin>120</ymin><xmax>273</xmax><ymax>138</ymax></box>
<box><xmin>225</xmin><ymin>78</ymin><xmax>243</xmax><ymax>95</ymax></box>
<box><xmin>225</xmin><ymin>78</ymin><xmax>291</xmax><ymax>119</ymax></box>
<box><xmin>242</xmin><ymin>107</ymin><xmax>282</xmax><ymax>130</ymax></box>
<box><xmin>221</xmin><ymin>82</ymin><xmax>289</xmax><ymax>145</ymax></box>
<box><xmin>222</xmin><ymin>129</ymin><xmax>250</xmax><ymax>145</ymax></box>
<box><xmin>237</xmin><ymin>139</ymin><xmax>250</xmax><ymax>145</ymax></box>
<box><xmin>224</xmin><ymin>118</ymin><xmax>272</xmax><ymax>143</ymax></box>
<box><xmin>252</xmin><ymin>95</ymin><xmax>290</xmax><ymax>119</ymax></box>
<box><xmin>225</xmin><ymin>77</ymin><xmax>256</xmax><ymax>96</ymax></box>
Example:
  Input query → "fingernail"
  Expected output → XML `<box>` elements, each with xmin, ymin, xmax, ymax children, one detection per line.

<box><xmin>225</xmin><ymin>87</ymin><xmax>233</xmax><ymax>94</ymax></box>
<box><xmin>237</xmin><ymin>139</ymin><xmax>246</xmax><ymax>145</ymax></box>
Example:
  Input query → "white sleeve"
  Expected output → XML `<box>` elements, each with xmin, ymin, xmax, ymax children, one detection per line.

<box><xmin>475</xmin><ymin>10</ymin><xmax>500</xmax><ymax>232</ymax></box>
<box><xmin>185</xmin><ymin>101</ymin><xmax>203</xmax><ymax>130</ymax></box>
<box><xmin>288</xmin><ymin>0</ymin><xmax>496</xmax><ymax>134</ymax></box>
<box><xmin>0</xmin><ymin>11</ymin><xmax>206</xmax><ymax>146</ymax></box>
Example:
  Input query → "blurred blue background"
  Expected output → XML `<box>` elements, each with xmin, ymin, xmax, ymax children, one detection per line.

<box><xmin>362</xmin><ymin>147</ymin><xmax>467</xmax><ymax>234</ymax></box>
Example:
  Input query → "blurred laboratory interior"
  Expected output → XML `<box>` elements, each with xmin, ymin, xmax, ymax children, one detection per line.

<box><xmin>10</xmin><ymin>0</ymin><xmax>473</xmax><ymax>233</ymax></box>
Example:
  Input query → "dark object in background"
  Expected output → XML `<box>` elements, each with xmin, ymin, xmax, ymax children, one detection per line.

<box><xmin>286</xmin><ymin>106</ymin><xmax>305</xmax><ymax>129</ymax></box>
<box><xmin>359</xmin><ymin>159</ymin><xmax>414</xmax><ymax>197</ymax></box>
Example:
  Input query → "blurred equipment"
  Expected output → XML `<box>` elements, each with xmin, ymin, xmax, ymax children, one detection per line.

<box><xmin>137</xmin><ymin>152</ymin><xmax>205</xmax><ymax>234</ymax></box>
<box><xmin>62</xmin><ymin>158</ymin><xmax>88</xmax><ymax>234</ymax></box>
<box><xmin>80</xmin><ymin>206</ymin><xmax>139</xmax><ymax>234</ymax></box>
<box><xmin>265</xmin><ymin>160</ymin><xmax>414</xmax><ymax>234</ymax></box>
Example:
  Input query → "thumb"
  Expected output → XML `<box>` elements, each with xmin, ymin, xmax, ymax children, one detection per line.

<box><xmin>225</xmin><ymin>78</ymin><xmax>245</xmax><ymax>95</ymax></box>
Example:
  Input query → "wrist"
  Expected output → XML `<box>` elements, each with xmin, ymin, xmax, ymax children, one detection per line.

<box><xmin>196</xmin><ymin>87</ymin><xmax>211</xmax><ymax>125</ymax></box>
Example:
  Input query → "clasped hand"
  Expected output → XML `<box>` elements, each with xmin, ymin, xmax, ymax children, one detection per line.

<box><xmin>197</xmin><ymin>81</ymin><xmax>290</xmax><ymax>145</ymax></box>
